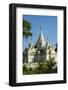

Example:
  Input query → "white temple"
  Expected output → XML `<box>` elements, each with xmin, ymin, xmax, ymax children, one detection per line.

<box><xmin>23</xmin><ymin>27</ymin><xmax>57</xmax><ymax>64</ymax></box>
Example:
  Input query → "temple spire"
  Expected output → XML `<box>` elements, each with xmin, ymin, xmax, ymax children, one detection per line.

<box><xmin>37</xmin><ymin>26</ymin><xmax>46</xmax><ymax>47</ymax></box>
<box><xmin>40</xmin><ymin>25</ymin><xmax>41</xmax><ymax>31</ymax></box>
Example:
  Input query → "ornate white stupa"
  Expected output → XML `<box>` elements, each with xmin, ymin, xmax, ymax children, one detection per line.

<box><xmin>23</xmin><ymin>26</ymin><xmax>57</xmax><ymax>64</ymax></box>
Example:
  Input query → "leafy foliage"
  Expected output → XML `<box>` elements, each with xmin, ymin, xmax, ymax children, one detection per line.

<box><xmin>23</xmin><ymin>57</ymin><xmax>57</xmax><ymax>75</ymax></box>
<box><xmin>23</xmin><ymin>19</ymin><xmax>32</xmax><ymax>38</ymax></box>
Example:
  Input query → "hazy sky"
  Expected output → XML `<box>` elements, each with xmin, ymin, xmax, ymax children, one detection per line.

<box><xmin>23</xmin><ymin>15</ymin><xmax>57</xmax><ymax>49</ymax></box>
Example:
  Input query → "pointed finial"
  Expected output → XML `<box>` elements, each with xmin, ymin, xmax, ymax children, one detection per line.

<box><xmin>40</xmin><ymin>26</ymin><xmax>41</xmax><ymax>30</ymax></box>
<box><xmin>40</xmin><ymin>25</ymin><xmax>42</xmax><ymax>32</ymax></box>
<box><xmin>47</xmin><ymin>36</ymin><xmax>48</xmax><ymax>41</ymax></box>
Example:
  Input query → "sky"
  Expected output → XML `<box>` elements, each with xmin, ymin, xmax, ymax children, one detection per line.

<box><xmin>23</xmin><ymin>15</ymin><xmax>57</xmax><ymax>49</ymax></box>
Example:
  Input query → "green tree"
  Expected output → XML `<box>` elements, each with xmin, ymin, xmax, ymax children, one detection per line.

<box><xmin>46</xmin><ymin>57</ymin><xmax>57</xmax><ymax>73</ymax></box>
<box><xmin>23</xmin><ymin>19</ymin><xmax>32</xmax><ymax>38</ymax></box>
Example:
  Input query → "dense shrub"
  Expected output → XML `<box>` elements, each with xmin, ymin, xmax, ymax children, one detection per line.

<box><xmin>23</xmin><ymin>57</ymin><xmax>57</xmax><ymax>75</ymax></box>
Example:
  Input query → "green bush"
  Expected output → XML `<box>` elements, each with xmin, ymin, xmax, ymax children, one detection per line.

<box><xmin>23</xmin><ymin>57</ymin><xmax>57</xmax><ymax>75</ymax></box>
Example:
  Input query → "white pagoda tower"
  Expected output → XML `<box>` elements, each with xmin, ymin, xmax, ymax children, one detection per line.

<box><xmin>23</xmin><ymin>27</ymin><xmax>57</xmax><ymax>64</ymax></box>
